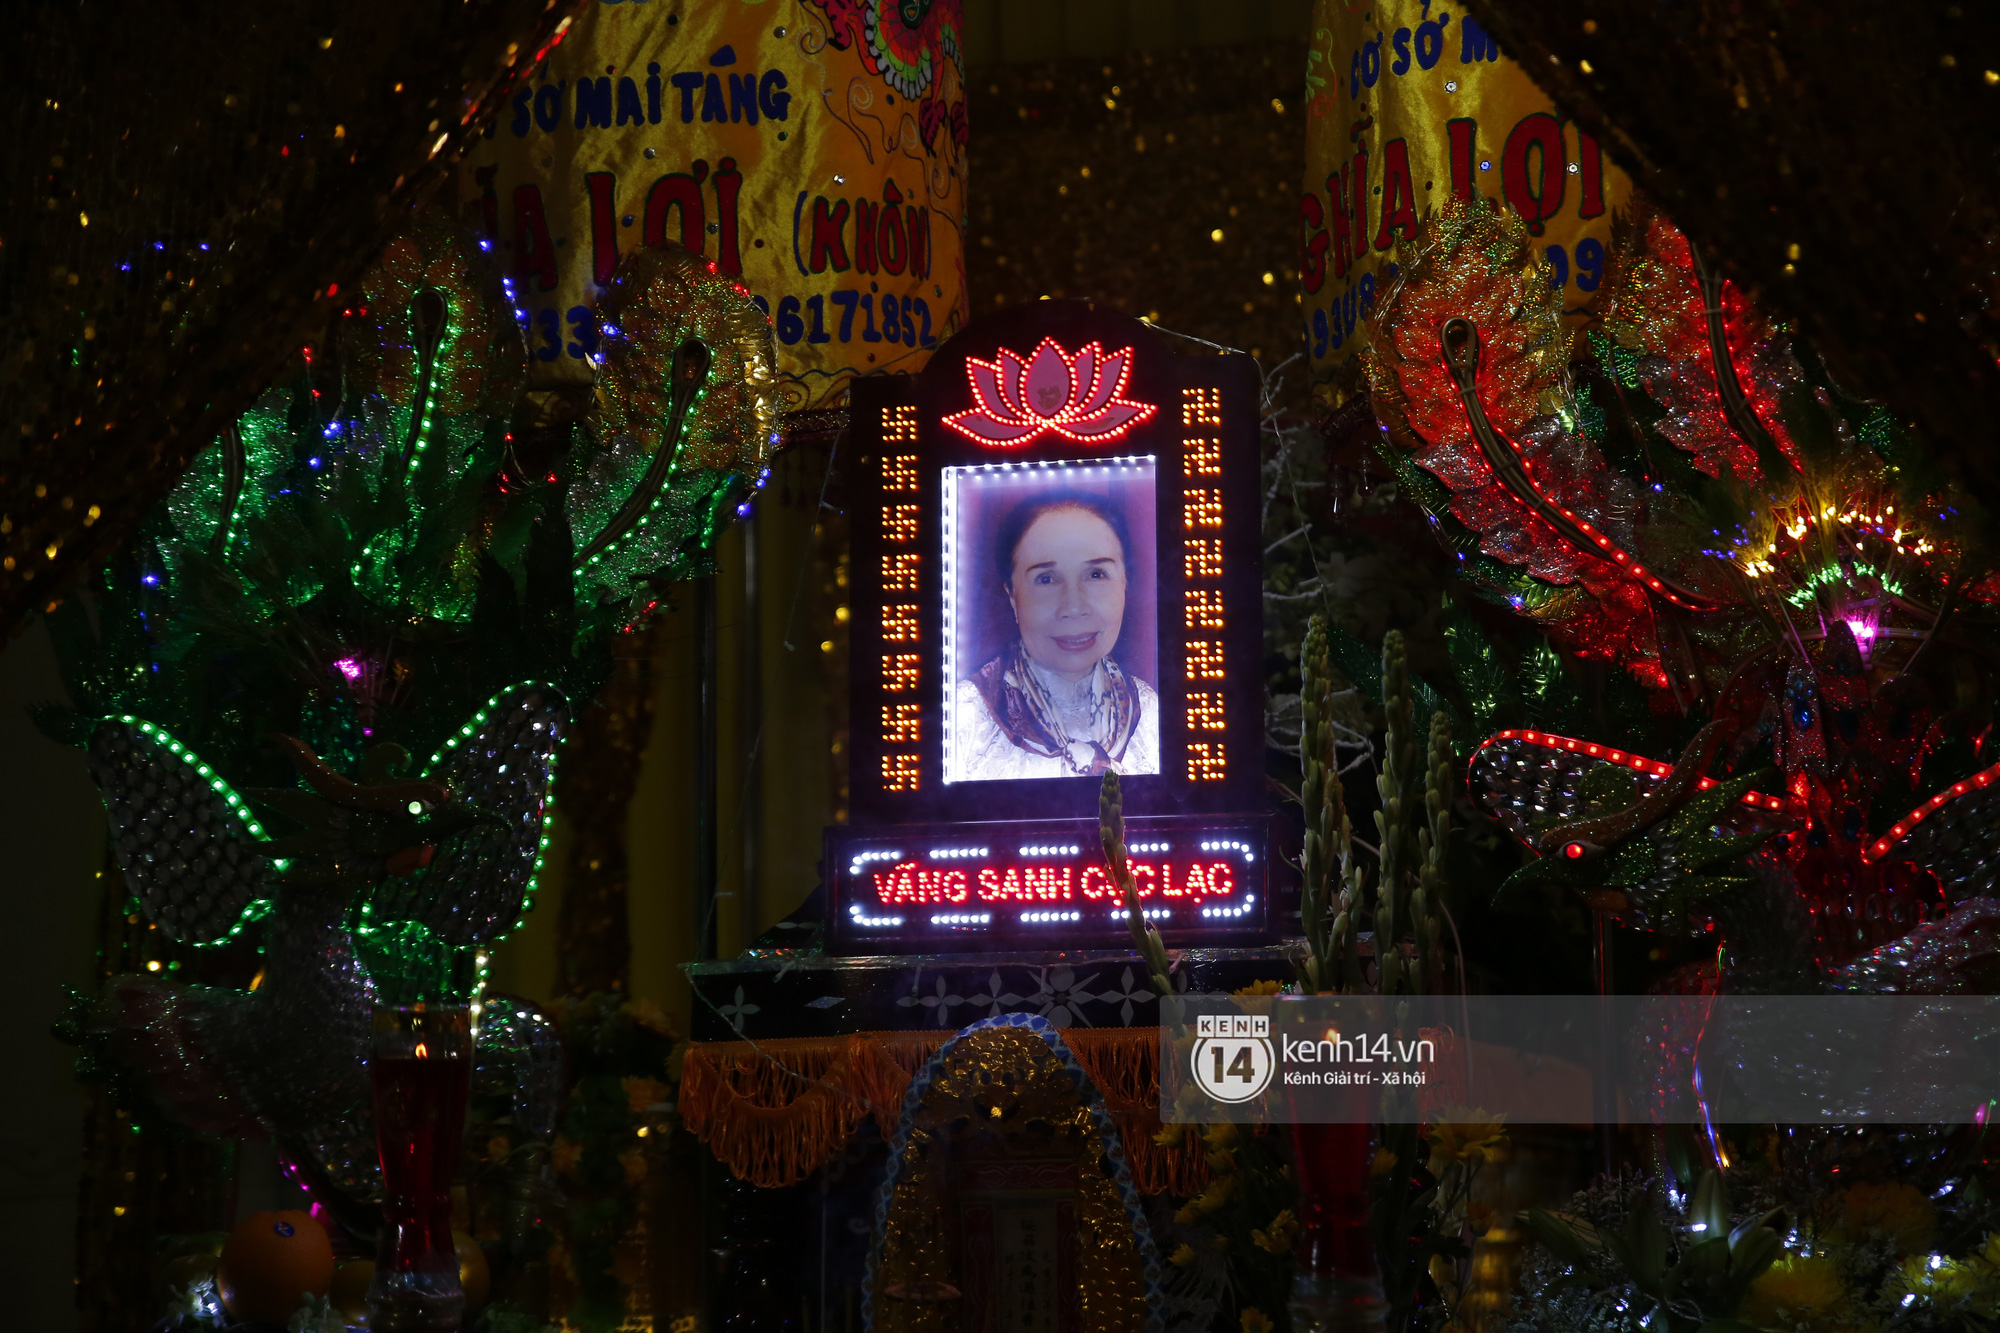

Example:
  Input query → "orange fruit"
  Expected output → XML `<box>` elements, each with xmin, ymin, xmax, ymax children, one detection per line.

<box><xmin>454</xmin><ymin>1231</ymin><xmax>491</xmax><ymax>1310</ymax></box>
<box><xmin>216</xmin><ymin>1209</ymin><xmax>335</xmax><ymax>1324</ymax></box>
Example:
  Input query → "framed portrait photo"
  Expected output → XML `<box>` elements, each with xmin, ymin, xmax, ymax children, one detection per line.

<box><xmin>942</xmin><ymin>455</ymin><xmax>1161</xmax><ymax>785</ymax></box>
<box><xmin>831</xmin><ymin>301</ymin><xmax>1271</xmax><ymax>951</ymax></box>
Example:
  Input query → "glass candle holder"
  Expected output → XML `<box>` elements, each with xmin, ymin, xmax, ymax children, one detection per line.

<box><xmin>367</xmin><ymin>1005</ymin><xmax>473</xmax><ymax>1333</ymax></box>
<box><xmin>1287</xmin><ymin>1100</ymin><xmax>1388</xmax><ymax>1332</ymax></box>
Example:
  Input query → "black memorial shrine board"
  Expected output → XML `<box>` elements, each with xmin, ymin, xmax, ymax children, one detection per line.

<box><xmin>829</xmin><ymin>301</ymin><xmax>1272</xmax><ymax>953</ymax></box>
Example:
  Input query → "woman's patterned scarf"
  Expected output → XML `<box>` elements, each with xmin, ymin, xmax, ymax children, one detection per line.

<box><xmin>969</xmin><ymin>639</ymin><xmax>1141</xmax><ymax>775</ymax></box>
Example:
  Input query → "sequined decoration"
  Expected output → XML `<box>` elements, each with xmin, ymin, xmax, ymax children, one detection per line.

<box><xmin>470</xmin><ymin>996</ymin><xmax>567</xmax><ymax>1139</ymax></box>
<box><xmin>1468</xmin><ymin>732</ymin><xmax>1789</xmax><ymax>929</ymax></box>
<box><xmin>569</xmin><ymin>244</ymin><xmax>780</xmax><ymax>611</ymax></box>
<box><xmin>370</xmin><ymin>683</ymin><xmax>569</xmax><ymax>945</ymax></box>
<box><xmin>86</xmin><ymin>721</ymin><xmax>273</xmax><ymax>946</ymax></box>
<box><xmin>1362</xmin><ymin>197</ymin><xmax>1717</xmax><ymax>674</ymax></box>
<box><xmin>1893</xmin><ymin>783</ymin><xmax>2000</xmax><ymax>903</ymax></box>
<box><xmin>0</xmin><ymin>0</ymin><xmax>576</xmax><ymax>641</ymax></box>
<box><xmin>1602</xmin><ymin>204</ymin><xmax>1803</xmax><ymax>484</ymax></box>
<box><xmin>346</xmin><ymin>206</ymin><xmax>527</xmax><ymax>417</ymax></box>
<box><xmin>589</xmin><ymin>244</ymin><xmax>780</xmax><ymax>478</ymax></box>
<box><xmin>1831</xmin><ymin>898</ymin><xmax>2000</xmax><ymax>995</ymax></box>
<box><xmin>870</xmin><ymin>1020</ymin><xmax>1157</xmax><ymax>1333</ymax></box>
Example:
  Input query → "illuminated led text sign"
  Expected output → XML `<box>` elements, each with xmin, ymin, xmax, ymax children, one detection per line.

<box><xmin>829</xmin><ymin>819</ymin><xmax>1268</xmax><ymax>951</ymax></box>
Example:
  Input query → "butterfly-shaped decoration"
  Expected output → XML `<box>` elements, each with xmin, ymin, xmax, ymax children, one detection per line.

<box><xmin>1470</xmin><ymin>725</ymin><xmax>1790</xmax><ymax>928</ymax></box>
<box><xmin>77</xmin><ymin>682</ymin><xmax>563</xmax><ymax>1148</ymax></box>
<box><xmin>366</xmin><ymin>682</ymin><xmax>570</xmax><ymax>944</ymax></box>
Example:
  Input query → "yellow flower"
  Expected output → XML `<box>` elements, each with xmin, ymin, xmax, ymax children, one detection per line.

<box><xmin>1836</xmin><ymin>1181</ymin><xmax>1936</xmax><ymax>1254</ymax></box>
<box><xmin>1233</xmin><ymin>979</ymin><xmax>1286</xmax><ymax>997</ymax></box>
<box><xmin>1425</xmin><ymin>1107</ymin><xmax>1509</xmax><ymax>1174</ymax></box>
<box><xmin>1189</xmin><ymin>1175</ymin><xmax>1236</xmax><ymax>1214</ymax></box>
<box><xmin>1983</xmin><ymin>1231</ymin><xmax>2000</xmax><ymax>1270</ymax></box>
<box><xmin>1240</xmin><ymin>1309</ymin><xmax>1273</xmax><ymax>1333</ymax></box>
<box><xmin>1203</xmin><ymin>1122</ymin><xmax>1239</xmax><ymax>1150</ymax></box>
<box><xmin>623</xmin><ymin>1075</ymin><xmax>670</xmax><ymax>1115</ymax></box>
<box><xmin>1741</xmin><ymin>1254</ymin><xmax>1846</xmax><ymax>1330</ymax></box>
<box><xmin>1895</xmin><ymin>1253</ymin><xmax>2000</xmax><ymax>1315</ymax></box>
<box><xmin>1168</xmin><ymin>1243</ymin><xmax>1196</xmax><ymax>1268</ymax></box>
<box><xmin>486</xmin><ymin>1134</ymin><xmax>512</xmax><ymax>1164</ymax></box>
<box><xmin>1154</xmin><ymin>1123</ymin><xmax>1187</xmax><ymax>1149</ymax></box>
<box><xmin>1371</xmin><ymin>1147</ymin><xmax>1399</xmax><ymax>1177</ymax></box>
<box><xmin>550</xmin><ymin>1135</ymin><xmax>581</xmax><ymax>1174</ymax></box>
<box><xmin>1251</xmin><ymin>1209</ymin><xmax>1298</xmax><ymax>1254</ymax></box>
<box><xmin>618</xmin><ymin>1147</ymin><xmax>648</xmax><ymax>1186</ymax></box>
<box><xmin>625</xmin><ymin>999</ymin><xmax>677</xmax><ymax>1037</ymax></box>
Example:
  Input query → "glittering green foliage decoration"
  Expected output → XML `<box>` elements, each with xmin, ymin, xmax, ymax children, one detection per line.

<box><xmin>39</xmin><ymin>220</ymin><xmax>778</xmax><ymax>988</ymax></box>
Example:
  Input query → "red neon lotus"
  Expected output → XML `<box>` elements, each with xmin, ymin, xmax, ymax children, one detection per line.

<box><xmin>943</xmin><ymin>337</ymin><xmax>1158</xmax><ymax>446</ymax></box>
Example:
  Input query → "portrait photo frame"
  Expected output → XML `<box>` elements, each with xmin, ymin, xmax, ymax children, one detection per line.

<box><xmin>843</xmin><ymin>300</ymin><xmax>1264</xmax><ymax>828</ymax></box>
<box><xmin>941</xmin><ymin>456</ymin><xmax>1161</xmax><ymax>786</ymax></box>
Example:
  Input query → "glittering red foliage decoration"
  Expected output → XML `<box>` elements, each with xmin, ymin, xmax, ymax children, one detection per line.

<box><xmin>1366</xmin><ymin>198</ymin><xmax>1666</xmax><ymax>673</ymax></box>
<box><xmin>1606</xmin><ymin>205</ymin><xmax>1801</xmax><ymax>483</ymax></box>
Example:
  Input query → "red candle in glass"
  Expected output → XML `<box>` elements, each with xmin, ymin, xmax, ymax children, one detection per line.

<box><xmin>1286</xmin><ymin>1047</ymin><xmax>1388</xmax><ymax>1332</ymax></box>
<box><xmin>368</xmin><ymin>1005</ymin><xmax>473</xmax><ymax>1332</ymax></box>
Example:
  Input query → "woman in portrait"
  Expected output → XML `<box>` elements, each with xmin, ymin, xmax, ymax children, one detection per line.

<box><xmin>954</xmin><ymin>490</ymin><xmax>1160</xmax><ymax>780</ymax></box>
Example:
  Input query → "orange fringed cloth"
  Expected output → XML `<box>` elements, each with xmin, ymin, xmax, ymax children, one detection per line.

<box><xmin>679</xmin><ymin>1027</ymin><xmax>1209</xmax><ymax>1195</ymax></box>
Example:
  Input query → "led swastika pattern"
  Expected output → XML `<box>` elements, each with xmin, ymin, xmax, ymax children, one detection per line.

<box><xmin>1184</xmin><ymin>539</ymin><xmax>1222</xmax><ymax>580</ymax></box>
<box><xmin>884</xmin><ymin>504</ymin><xmax>921</xmax><ymax>543</ymax></box>
<box><xmin>1184</xmin><ymin>488</ymin><xmax>1223</xmax><ymax>529</ymax></box>
<box><xmin>1182</xmin><ymin>387</ymin><xmax>1221</xmax><ymax>427</ymax></box>
<box><xmin>883</xmin><ymin>753</ymin><xmax>920</xmax><ymax>791</ymax></box>
<box><xmin>1181</xmin><ymin>388</ymin><xmax>1226</xmax><ymax>782</ymax></box>
<box><xmin>1188</xmin><ymin>692</ymin><xmax>1226</xmax><ymax>731</ymax></box>
<box><xmin>883</xmin><ymin>703</ymin><xmax>921</xmax><ymax>743</ymax></box>
<box><xmin>1185</xmin><ymin>589</ymin><xmax>1225</xmax><ymax>630</ymax></box>
<box><xmin>1187</xmin><ymin>742</ymin><xmax>1226</xmax><ymax>782</ymax></box>
<box><xmin>882</xmin><ymin>404</ymin><xmax>920</xmax><ymax>445</ymax></box>
<box><xmin>880</xmin><ymin>412</ymin><xmax>922</xmax><ymax>793</ymax></box>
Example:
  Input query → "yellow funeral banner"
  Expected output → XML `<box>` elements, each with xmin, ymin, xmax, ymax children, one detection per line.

<box><xmin>459</xmin><ymin>0</ymin><xmax>969</xmax><ymax>411</ymax></box>
<box><xmin>1301</xmin><ymin>1</ymin><xmax>1632</xmax><ymax>407</ymax></box>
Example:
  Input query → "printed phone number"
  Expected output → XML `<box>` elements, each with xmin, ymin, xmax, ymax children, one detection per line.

<box><xmin>518</xmin><ymin>289</ymin><xmax>940</xmax><ymax>362</ymax></box>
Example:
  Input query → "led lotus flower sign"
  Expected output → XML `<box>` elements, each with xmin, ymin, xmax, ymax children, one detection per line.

<box><xmin>944</xmin><ymin>337</ymin><xmax>1157</xmax><ymax>447</ymax></box>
